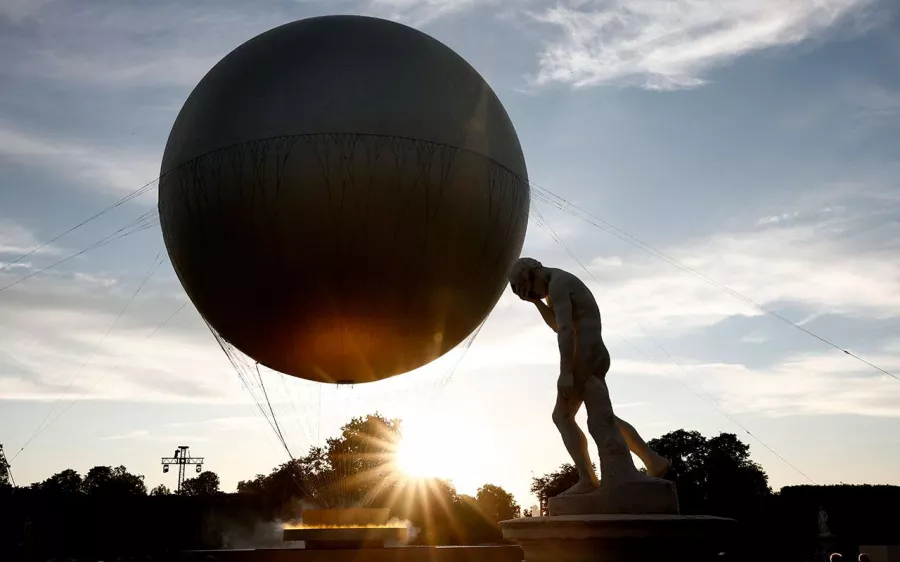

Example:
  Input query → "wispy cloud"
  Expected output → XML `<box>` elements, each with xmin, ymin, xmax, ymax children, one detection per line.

<box><xmin>850</xmin><ymin>83</ymin><xmax>900</xmax><ymax>118</ymax></box>
<box><xmin>0</xmin><ymin>221</ymin><xmax>46</xmax><ymax>255</ymax></box>
<box><xmin>653</xmin><ymin>351</ymin><xmax>900</xmax><ymax>418</ymax></box>
<box><xmin>530</xmin><ymin>0</ymin><xmax>877</xmax><ymax>89</ymax></box>
<box><xmin>102</xmin><ymin>429</ymin><xmax>209</xmax><ymax>442</ymax></box>
<box><xmin>102</xmin><ymin>429</ymin><xmax>150</xmax><ymax>440</ymax></box>
<box><xmin>566</xmin><ymin>186</ymin><xmax>900</xmax><ymax>338</ymax></box>
<box><xmin>72</xmin><ymin>272</ymin><xmax>118</xmax><ymax>288</ymax></box>
<box><xmin>29</xmin><ymin>50</ymin><xmax>221</xmax><ymax>90</ymax></box>
<box><xmin>0</xmin><ymin>264</ymin><xmax>240</xmax><ymax>404</ymax></box>
<box><xmin>165</xmin><ymin>416</ymin><xmax>264</xmax><ymax>430</ymax></box>
<box><xmin>0</xmin><ymin>122</ymin><xmax>159</xmax><ymax>196</ymax></box>
<box><xmin>365</xmin><ymin>0</ymin><xmax>486</xmax><ymax>26</ymax></box>
<box><xmin>2</xmin><ymin>2</ymin><xmax>274</xmax><ymax>90</ymax></box>
<box><xmin>756</xmin><ymin>211</ymin><xmax>802</xmax><ymax>226</ymax></box>
<box><xmin>1</xmin><ymin>0</ymin><xmax>499</xmax><ymax>92</ymax></box>
<box><xmin>0</xmin><ymin>0</ymin><xmax>57</xmax><ymax>23</ymax></box>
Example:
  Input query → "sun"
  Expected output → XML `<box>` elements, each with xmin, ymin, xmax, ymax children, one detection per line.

<box><xmin>394</xmin><ymin>419</ymin><xmax>451</xmax><ymax>479</ymax></box>
<box><xmin>390</xmin><ymin>412</ymin><xmax>492</xmax><ymax>495</ymax></box>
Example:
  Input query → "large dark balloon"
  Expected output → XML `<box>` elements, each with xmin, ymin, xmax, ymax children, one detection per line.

<box><xmin>159</xmin><ymin>15</ymin><xmax>529</xmax><ymax>384</ymax></box>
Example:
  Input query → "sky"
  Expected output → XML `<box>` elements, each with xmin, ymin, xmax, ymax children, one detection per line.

<box><xmin>1</xmin><ymin>0</ymin><xmax>900</xmax><ymax>510</ymax></box>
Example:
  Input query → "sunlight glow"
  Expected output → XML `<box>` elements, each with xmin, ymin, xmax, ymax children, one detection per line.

<box><xmin>395</xmin><ymin>419</ymin><xmax>451</xmax><ymax>479</ymax></box>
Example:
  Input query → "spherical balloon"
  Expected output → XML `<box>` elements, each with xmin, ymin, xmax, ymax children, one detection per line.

<box><xmin>159</xmin><ymin>15</ymin><xmax>529</xmax><ymax>384</ymax></box>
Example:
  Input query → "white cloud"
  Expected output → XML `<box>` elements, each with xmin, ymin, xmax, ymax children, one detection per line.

<box><xmin>541</xmin><ymin>350</ymin><xmax>900</xmax><ymax>419</ymax></box>
<box><xmin>3</xmin><ymin>3</ymin><xmax>265</xmax><ymax>89</ymax></box>
<box><xmin>4</xmin><ymin>1</ymin><xmax>495</xmax><ymax>91</ymax></box>
<box><xmin>0</xmin><ymin>263</ymin><xmax>243</xmax><ymax>405</ymax></box>
<box><xmin>0</xmin><ymin>221</ymin><xmax>44</xmax><ymax>255</ymax></box>
<box><xmin>30</xmin><ymin>49</ymin><xmax>222</xmax><ymax>89</ymax></box>
<box><xmin>5</xmin><ymin>0</ymin><xmax>484</xmax><ymax>90</ymax></box>
<box><xmin>3</xmin><ymin>0</ymin><xmax>883</xmax><ymax>97</ymax></box>
<box><xmin>0</xmin><ymin>123</ymin><xmax>159</xmax><ymax>196</ymax></box>
<box><xmin>0</xmin><ymin>0</ymin><xmax>57</xmax><ymax>23</ymax></box>
<box><xmin>562</xmin><ymin>191</ymin><xmax>900</xmax><ymax>338</ymax></box>
<box><xmin>0</xmin><ymin>315</ymin><xmax>240</xmax><ymax>404</ymax></box>
<box><xmin>530</xmin><ymin>0</ymin><xmax>876</xmax><ymax>89</ymax></box>
<box><xmin>740</xmin><ymin>331</ymin><xmax>769</xmax><ymax>344</ymax></box>
<box><xmin>165</xmin><ymin>416</ymin><xmax>265</xmax><ymax>430</ymax></box>
<box><xmin>102</xmin><ymin>429</ymin><xmax>209</xmax><ymax>442</ymax></box>
<box><xmin>663</xmin><ymin>352</ymin><xmax>900</xmax><ymax>418</ymax></box>
<box><xmin>365</xmin><ymin>0</ymin><xmax>486</xmax><ymax>26</ymax></box>
<box><xmin>756</xmin><ymin>211</ymin><xmax>801</xmax><ymax>225</ymax></box>
<box><xmin>102</xmin><ymin>430</ymin><xmax>150</xmax><ymax>440</ymax></box>
<box><xmin>72</xmin><ymin>272</ymin><xmax>118</xmax><ymax>288</ymax></box>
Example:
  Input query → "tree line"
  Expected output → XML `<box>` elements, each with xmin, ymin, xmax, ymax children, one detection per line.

<box><xmin>2</xmin><ymin>417</ymin><xmax>899</xmax><ymax>562</ymax></box>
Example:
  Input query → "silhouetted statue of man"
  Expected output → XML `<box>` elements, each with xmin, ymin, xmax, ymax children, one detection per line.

<box><xmin>818</xmin><ymin>506</ymin><xmax>831</xmax><ymax>536</ymax></box>
<box><xmin>509</xmin><ymin>257</ymin><xmax>672</xmax><ymax>503</ymax></box>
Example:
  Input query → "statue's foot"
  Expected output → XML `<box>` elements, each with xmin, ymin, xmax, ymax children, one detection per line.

<box><xmin>549</xmin><ymin>473</ymin><xmax>680</xmax><ymax>516</ymax></box>
<box><xmin>645</xmin><ymin>453</ymin><xmax>672</xmax><ymax>479</ymax></box>
<box><xmin>559</xmin><ymin>478</ymin><xmax>600</xmax><ymax>496</ymax></box>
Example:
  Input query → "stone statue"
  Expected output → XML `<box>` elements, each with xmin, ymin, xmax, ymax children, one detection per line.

<box><xmin>818</xmin><ymin>506</ymin><xmax>831</xmax><ymax>536</ymax></box>
<box><xmin>508</xmin><ymin>257</ymin><xmax>677</xmax><ymax>514</ymax></box>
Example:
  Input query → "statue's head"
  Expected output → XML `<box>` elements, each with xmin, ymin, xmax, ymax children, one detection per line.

<box><xmin>509</xmin><ymin>257</ymin><xmax>549</xmax><ymax>300</ymax></box>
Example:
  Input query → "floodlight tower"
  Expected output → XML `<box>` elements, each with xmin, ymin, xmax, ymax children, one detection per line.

<box><xmin>0</xmin><ymin>444</ymin><xmax>14</xmax><ymax>487</ymax></box>
<box><xmin>161</xmin><ymin>445</ymin><xmax>204</xmax><ymax>493</ymax></box>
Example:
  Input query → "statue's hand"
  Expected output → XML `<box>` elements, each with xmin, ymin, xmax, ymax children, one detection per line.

<box><xmin>513</xmin><ymin>285</ymin><xmax>537</xmax><ymax>303</ymax></box>
<box><xmin>557</xmin><ymin>371</ymin><xmax>575</xmax><ymax>400</ymax></box>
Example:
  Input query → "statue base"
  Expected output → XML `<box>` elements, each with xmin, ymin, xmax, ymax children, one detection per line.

<box><xmin>816</xmin><ymin>533</ymin><xmax>839</xmax><ymax>562</ymax></box>
<box><xmin>548</xmin><ymin>477</ymin><xmax>680</xmax><ymax>516</ymax></box>
<box><xmin>501</xmin><ymin>514</ymin><xmax>737</xmax><ymax>562</ymax></box>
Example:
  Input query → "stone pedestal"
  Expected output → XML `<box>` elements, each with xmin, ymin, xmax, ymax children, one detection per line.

<box><xmin>816</xmin><ymin>534</ymin><xmax>838</xmax><ymax>562</ymax></box>
<box><xmin>501</xmin><ymin>514</ymin><xmax>737</xmax><ymax>562</ymax></box>
<box><xmin>548</xmin><ymin>478</ymin><xmax>680</xmax><ymax>516</ymax></box>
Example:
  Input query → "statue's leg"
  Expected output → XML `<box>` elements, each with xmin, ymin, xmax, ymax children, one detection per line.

<box><xmin>583</xmin><ymin>375</ymin><xmax>641</xmax><ymax>485</ymax></box>
<box><xmin>615</xmin><ymin>417</ymin><xmax>671</xmax><ymax>478</ymax></box>
<box><xmin>552</xmin><ymin>393</ymin><xmax>600</xmax><ymax>495</ymax></box>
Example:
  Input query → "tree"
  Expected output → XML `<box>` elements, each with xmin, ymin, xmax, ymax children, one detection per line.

<box><xmin>647</xmin><ymin>429</ymin><xmax>709</xmax><ymax>513</ymax></box>
<box><xmin>32</xmin><ymin>469</ymin><xmax>83</xmax><ymax>496</ymax></box>
<box><xmin>149</xmin><ymin>484</ymin><xmax>171</xmax><ymax>496</ymax></box>
<box><xmin>235</xmin><ymin>414</ymin><xmax>402</xmax><ymax>516</ymax></box>
<box><xmin>82</xmin><ymin>465</ymin><xmax>147</xmax><ymax>497</ymax></box>
<box><xmin>237</xmin><ymin>460</ymin><xmax>309</xmax><ymax>520</ymax></box>
<box><xmin>181</xmin><ymin>471</ymin><xmax>221</xmax><ymax>496</ymax></box>
<box><xmin>321</xmin><ymin>413</ymin><xmax>402</xmax><ymax>507</ymax></box>
<box><xmin>647</xmin><ymin>430</ymin><xmax>771</xmax><ymax>517</ymax></box>
<box><xmin>0</xmin><ymin>446</ymin><xmax>12</xmax><ymax>488</ymax></box>
<box><xmin>704</xmin><ymin>433</ymin><xmax>771</xmax><ymax>516</ymax></box>
<box><xmin>530</xmin><ymin>463</ymin><xmax>594</xmax><ymax>515</ymax></box>
<box><xmin>475</xmin><ymin>484</ymin><xmax>520</xmax><ymax>523</ymax></box>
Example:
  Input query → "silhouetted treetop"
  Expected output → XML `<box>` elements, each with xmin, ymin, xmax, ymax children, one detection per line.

<box><xmin>82</xmin><ymin>465</ymin><xmax>147</xmax><ymax>497</ymax></box>
<box><xmin>181</xmin><ymin>471</ymin><xmax>221</xmax><ymax>496</ymax></box>
<box><xmin>475</xmin><ymin>483</ymin><xmax>521</xmax><ymax>522</ymax></box>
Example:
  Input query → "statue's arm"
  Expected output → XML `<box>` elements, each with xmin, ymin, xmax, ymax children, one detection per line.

<box><xmin>533</xmin><ymin>299</ymin><xmax>558</xmax><ymax>332</ymax></box>
<box><xmin>552</xmin><ymin>291</ymin><xmax>575</xmax><ymax>377</ymax></box>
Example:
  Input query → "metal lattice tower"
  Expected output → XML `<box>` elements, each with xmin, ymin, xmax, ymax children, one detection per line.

<box><xmin>161</xmin><ymin>445</ymin><xmax>203</xmax><ymax>493</ymax></box>
<box><xmin>0</xmin><ymin>444</ymin><xmax>14</xmax><ymax>487</ymax></box>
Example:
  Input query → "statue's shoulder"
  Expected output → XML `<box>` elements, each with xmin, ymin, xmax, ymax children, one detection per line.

<box><xmin>549</xmin><ymin>268</ymin><xmax>579</xmax><ymax>288</ymax></box>
<box><xmin>547</xmin><ymin>269</ymin><xmax>579</xmax><ymax>296</ymax></box>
